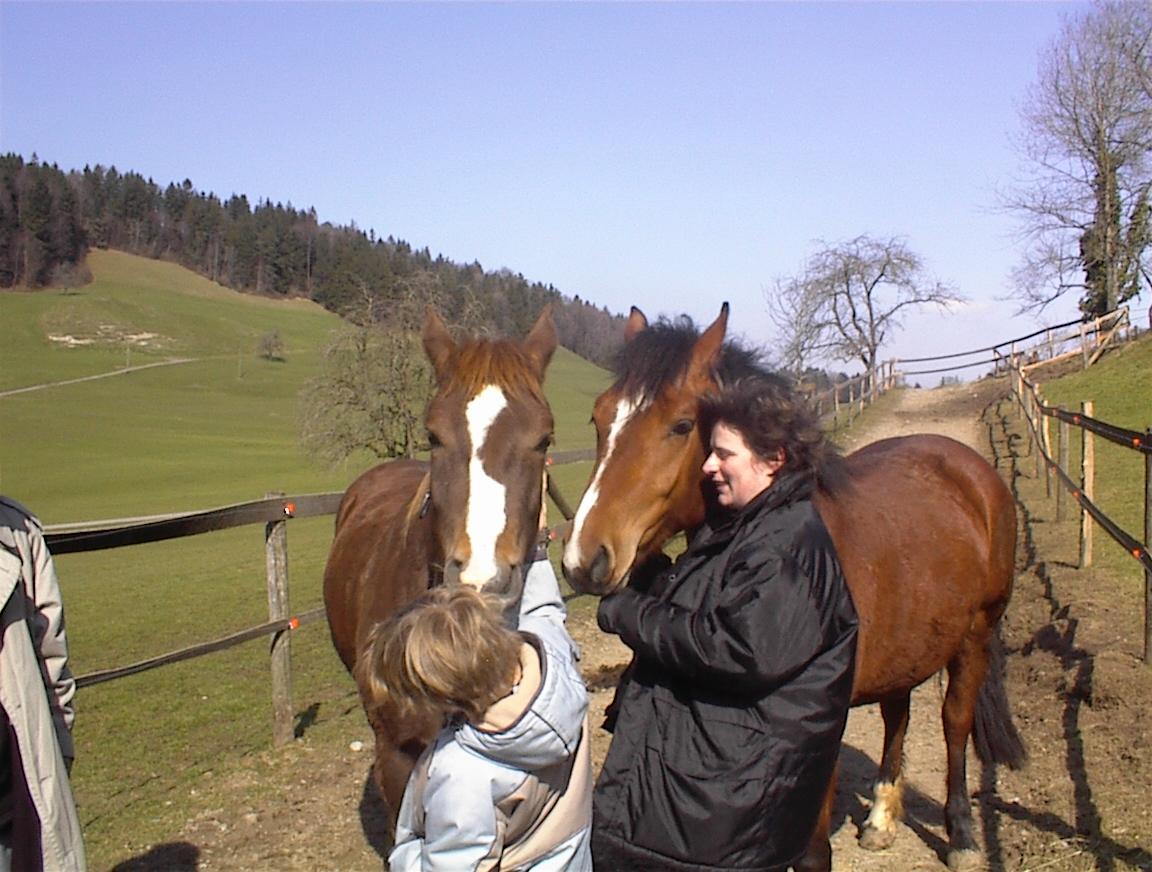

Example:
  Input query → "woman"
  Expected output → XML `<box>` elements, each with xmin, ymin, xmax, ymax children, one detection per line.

<box><xmin>591</xmin><ymin>375</ymin><xmax>858</xmax><ymax>872</ymax></box>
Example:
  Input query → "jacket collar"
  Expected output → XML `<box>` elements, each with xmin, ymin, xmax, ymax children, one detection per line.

<box><xmin>692</xmin><ymin>470</ymin><xmax>813</xmax><ymax>551</ymax></box>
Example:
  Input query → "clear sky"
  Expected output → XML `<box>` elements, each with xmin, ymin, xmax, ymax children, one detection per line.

<box><xmin>1</xmin><ymin>1</ymin><xmax>1103</xmax><ymax>378</ymax></box>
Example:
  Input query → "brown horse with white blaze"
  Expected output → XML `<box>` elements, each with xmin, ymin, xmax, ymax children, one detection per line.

<box><xmin>562</xmin><ymin>303</ymin><xmax>1025</xmax><ymax>872</ymax></box>
<box><xmin>323</xmin><ymin>307</ymin><xmax>557</xmax><ymax>826</ymax></box>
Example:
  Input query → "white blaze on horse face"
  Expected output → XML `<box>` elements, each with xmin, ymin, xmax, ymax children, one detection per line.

<box><xmin>563</xmin><ymin>395</ymin><xmax>641</xmax><ymax>573</ymax></box>
<box><xmin>461</xmin><ymin>385</ymin><xmax>509</xmax><ymax>588</ymax></box>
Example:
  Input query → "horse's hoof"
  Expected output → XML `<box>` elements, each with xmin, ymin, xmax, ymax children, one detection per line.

<box><xmin>947</xmin><ymin>848</ymin><xmax>985</xmax><ymax>872</ymax></box>
<box><xmin>858</xmin><ymin>824</ymin><xmax>897</xmax><ymax>852</ymax></box>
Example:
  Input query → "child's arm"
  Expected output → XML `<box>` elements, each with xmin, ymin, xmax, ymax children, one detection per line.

<box><xmin>517</xmin><ymin>556</ymin><xmax>566</xmax><ymax>627</ymax></box>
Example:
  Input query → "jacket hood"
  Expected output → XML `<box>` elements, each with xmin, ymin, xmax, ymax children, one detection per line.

<box><xmin>455</xmin><ymin>622</ymin><xmax>587</xmax><ymax>771</ymax></box>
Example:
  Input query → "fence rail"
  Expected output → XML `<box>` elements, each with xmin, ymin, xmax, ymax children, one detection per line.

<box><xmin>1008</xmin><ymin>361</ymin><xmax>1152</xmax><ymax>663</ymax></box>
<box><xmin>45</xmin><ymin>491</ymin><xmax>343</xmax><ymax>743</ymax></box>
<box><xmin>44</xmin><ymin>470</ymin><xmax>583</xmax><ymax>743</ymax></box>
<box><xmin>46</xmin><ymin>492</ymin><xmax>343</xmax><ymax>554</ymax></box>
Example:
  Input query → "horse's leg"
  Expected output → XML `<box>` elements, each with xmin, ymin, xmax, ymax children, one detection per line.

<box><xmin>859</xmin><ymin>694</ymin><xmax>910</xmax><ymax>851</ymax></box>
<box><xmin>793</xmin><ymin>762</ymin><xmax>837</xmax><ymax>872</ymax></box>
<box><xmin>942</xmin><ymin>634</ymin><xmax>991</xmax><ymax>872</ymax></box>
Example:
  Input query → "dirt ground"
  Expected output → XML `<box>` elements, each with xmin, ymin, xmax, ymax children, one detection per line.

<box><xmin>109</xmin><ymin>379</ymin><xmax>1152</xmax><ymax>872</ymax></box>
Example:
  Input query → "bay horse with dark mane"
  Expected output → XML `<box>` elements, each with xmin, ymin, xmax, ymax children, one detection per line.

<box><xmin>323</xmin><ymin>307</ymin><xmax>557</xmax><ymax>825</ymax></box>
<box><xmin>562</xmin><ymin>303</ymin><xmax>1025</xmax><ymax>872</ymax></box>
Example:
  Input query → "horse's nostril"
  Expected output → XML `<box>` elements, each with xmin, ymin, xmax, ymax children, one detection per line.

<box><xmin>589</xmin><ymin>545</ymin><xmax>613</xmax><ymax>589</ymax></box>
<box><xmin>443</xmin><ymin>560</ymin><xmax>463</xmax><ymax>587</ymax></box>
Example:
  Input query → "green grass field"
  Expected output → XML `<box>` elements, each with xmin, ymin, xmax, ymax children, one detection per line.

<box><xmin>0</xmin><ymin>250</ymin><xmax>611</xmax><ymax>867</ymax></box>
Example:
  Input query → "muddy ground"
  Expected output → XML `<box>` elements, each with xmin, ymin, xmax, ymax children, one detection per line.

<box><xmin>110</xmin><ymin>379</ymin><xmax>1152</xmax><ymax>871</ymax></box>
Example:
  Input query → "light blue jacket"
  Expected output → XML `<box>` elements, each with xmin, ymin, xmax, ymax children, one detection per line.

<box><xmin>389</xmin><ymin>560</ymin><xmax>592</xmax><ymax>872</ymax></box>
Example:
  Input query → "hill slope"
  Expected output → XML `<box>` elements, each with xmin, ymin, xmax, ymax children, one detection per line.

<box><xmin>0</xmin><ymin>248</ymin><xmax>607</xmax><ymax>521</ymax></box>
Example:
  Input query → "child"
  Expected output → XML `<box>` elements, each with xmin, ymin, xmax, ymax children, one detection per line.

<box><xmin>359</xmin><ymin>558</ymin><xmax>592</xmax><ymax>872</ymax></box>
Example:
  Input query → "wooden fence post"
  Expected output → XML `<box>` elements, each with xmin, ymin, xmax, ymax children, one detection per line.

<box><xmin>1079</xmin><ymin>402</ymin><xmax>1094</xmax><ymax>570</ymax></box>
<box><xmin>265</xmin><ymin>492</ymin><xmax>294</xmax><ymax>746</ymax></box>
<box><xmin>1036</xmin><ymin>387</ymin><xmax>1046</xmax><ymax>476</ymax></box>
<box><xmin>1144</xmin><ymin>429</ymin><xmax>1151</xmax><ymax>666</ymax></box>
<box><xmin>1057</xmin><ymin>418</ymin><xmax>1070</xmax><ymax>523</ymax></box>
<box><xmin>1041</xmin><ymin>404</ymin><xmax>1052</xmax><ymax>498</ymax></box>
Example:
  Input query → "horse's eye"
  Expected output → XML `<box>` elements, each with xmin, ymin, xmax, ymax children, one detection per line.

<box><xmin>670</xmin><ymin>418</ymin><xmax>694</xmax><ymax>436</ymax></box>
<box><xmin>535</xmin><ymin>434</ymin><xmax>554</xmax><ymax>453</ymax></box>
<box><xmin>426</xmin><ymin>431</ymin><xmax>443</xmax><ymax>449</ymax></box>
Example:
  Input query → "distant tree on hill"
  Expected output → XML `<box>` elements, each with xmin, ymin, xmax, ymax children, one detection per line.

<box><xmin>258</xmin><ymin>330</ymin><xmax>285</xmax><ymax>361</ymax></box>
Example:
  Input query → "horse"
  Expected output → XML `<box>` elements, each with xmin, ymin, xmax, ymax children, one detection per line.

<box><xmin>323</xmin><ymin>306</ymin><xmax>557</xmax><ymax>825</ymax></box>
<box><xmin>561</xmin><ymin>303</ymin><xmax>1026</xmax><ymax>872</ymax></box>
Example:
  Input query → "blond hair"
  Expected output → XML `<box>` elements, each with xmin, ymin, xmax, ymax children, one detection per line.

<box><xmin>357</xmin><ymin>586</ymin><xmax>522</xmax><ymax>724</ymax></box>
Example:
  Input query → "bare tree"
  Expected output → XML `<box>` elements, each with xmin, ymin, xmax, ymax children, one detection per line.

<box><xmin>298</xmin><ymin>272</ymin><xmax>487</xmax><ymax>466</ymax></box>
<box><xmin>767</xmin><ymin>235</ymin><xmax>963</xmax><ymax>377</ymax></box>
<box><xmin>1005</xmin><ymin>1</ymin><xmax>1152</xmax><ymax>316</ymax></box>
<box><xmin>258</xmin><ymin>330</ymin><xmax>284</xmax><ymax>361</ymax></box>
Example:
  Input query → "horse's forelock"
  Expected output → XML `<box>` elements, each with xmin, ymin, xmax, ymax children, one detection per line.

<box><xmin>611</xmin><ymin>317</ymin><xmax>700</xmax><ymax>402</ymax></box>
<box><xmin>612</xmin><ymin>316</ymin><xmax>772</xmax><ymax>401</ymax></box>
<box><xmin>445</xmin><ymin>338</ymin><xmax>548</xmax><ymax>403</ymax></box>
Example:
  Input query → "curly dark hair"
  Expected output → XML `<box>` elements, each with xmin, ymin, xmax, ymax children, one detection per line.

<box><xmin>699</xmin><ymin>374</ymin><xmax>838</xmax><ymax>484</ymax></box>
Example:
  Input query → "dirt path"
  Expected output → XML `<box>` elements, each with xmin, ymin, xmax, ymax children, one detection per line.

<box><xmin>0</xmin><ymin>358</ymin><xmax>194</xmax><ymax>397</ymax></box>
<box><xmin>107</xmin><ymin>382</ymin><xmax>1152</xmax><ymax>872</ymax></box>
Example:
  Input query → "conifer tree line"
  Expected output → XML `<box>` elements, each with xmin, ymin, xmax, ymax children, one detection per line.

<box><xmin>0</xmin><ymin>153</ymin><xmax>625</xmax><ymax>365</ymax></box>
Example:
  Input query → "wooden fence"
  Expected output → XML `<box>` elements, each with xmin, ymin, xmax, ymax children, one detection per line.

<box><xmin>46</xmin><ymin>492</ymin><xmax>342</xmax><ymax>745</ymax></box>
<box><xmin>805</xmin><ymin>361</ymin><xmax>900</xmax><ymax>431</ymax></box>
<box><xmin>43</xmin><ymin>470</ymin><xmax>587</xmax><ymax>746</ymax></box>
<box><xmin>1008</xmin><ymin>362</ymin><xmax>1152</xmax><ymax>664</ymax></box>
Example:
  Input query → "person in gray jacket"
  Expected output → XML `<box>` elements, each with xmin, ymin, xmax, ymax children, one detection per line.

<box><xmin>0</xmin><ymin>496</ymin><xmax>87</xmax><ymax>872</ymax></box>
<box><xmin>360</xmin><ymin>558</ymin><xmax>591</xmax><ymax>872</ymax></box>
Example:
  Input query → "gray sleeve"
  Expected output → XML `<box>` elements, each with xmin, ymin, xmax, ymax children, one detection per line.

<box><xmin>26</xmin><ymin>515</ymin><xmax>77</xmax><ymax>758</ymax></box>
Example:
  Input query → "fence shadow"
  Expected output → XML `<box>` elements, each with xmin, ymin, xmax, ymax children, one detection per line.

<box><xmin>110</xmin><ymin>841</ymin><xmax>200</xmax><ymax>871</ymax></box>
<box><xmin>983</xmin><ymin>395</ymin><xmax>1152</xmax><ymax>872</ymax></box>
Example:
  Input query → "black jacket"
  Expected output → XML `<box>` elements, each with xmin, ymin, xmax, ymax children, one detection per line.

<box><xmin>593</xmin><ymin>472</ymin><xmax>858</xmax><ymax>871</ymax></box>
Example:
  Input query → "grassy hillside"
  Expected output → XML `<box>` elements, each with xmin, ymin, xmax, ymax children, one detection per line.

<box><xmin>0</xmin><ymin>249</ymin><xmax>610</xmax><ymax>868</ymax></box>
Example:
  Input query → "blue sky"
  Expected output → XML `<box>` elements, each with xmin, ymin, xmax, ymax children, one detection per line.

<box><xmin>1</xmin><ymin>1</ymin><xmax>1099</xmax><ymax>376</ymax></box>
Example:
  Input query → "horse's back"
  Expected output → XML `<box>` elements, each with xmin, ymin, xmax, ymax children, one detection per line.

<box><xmin>817</xmin><ymin>434</ymin><xmax>1016</xmax><ymax>703</ymax></box>
<box><xmin>323</xmin><ymin>458</ymin><xmax>432</xmax><ymax>673</ymax></box>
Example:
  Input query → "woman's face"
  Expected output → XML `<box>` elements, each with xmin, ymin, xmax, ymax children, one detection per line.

<box><xmin>701</xmin><ymin>422</ymin><xmax>784</xmax><ymax>510</ymax></box>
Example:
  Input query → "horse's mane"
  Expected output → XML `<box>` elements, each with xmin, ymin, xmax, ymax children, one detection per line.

<box><xmin>612</xmin><ymin>315</ymin><xmax>849</xmax><ymax>494</ymax></box>
<box><xmin>443</xmin><ymin>338</ymin><xmax>548</xmax><ymax>403</ymax></box>
<box><xmin>611</xmin><ymin>315</ymin><xmax>774</xmax><ymax>401</ymax></box>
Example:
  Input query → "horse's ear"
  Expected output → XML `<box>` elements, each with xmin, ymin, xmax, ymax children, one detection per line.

<box><xmin>688</xmin><ymin>302</ymin><xmax>729</xmax><ymax>380</ymax></box>
<box><xmin>423</xmin><ymin>307</ymin><xmax>456</xmax><ymax>384</ymax></box>
<box><xmin>624</xmin><ymin>307</ymin><xmax>649</xmax><ymax>343</ymax></box>
<box><xmin>523</xmin><ymin>306</ymin><xmax>558</xmax><ymax>378</ymax></box>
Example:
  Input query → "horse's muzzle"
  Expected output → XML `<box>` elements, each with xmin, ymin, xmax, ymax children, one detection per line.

<box><xmin>444</xmin><ymin>559</ymin><xmax>526</xmax><ymax>611</ymax></box>
<box><xmin>562</xmin><ymin>545</ymin><xmax>626</xmax><ymax>597</ymax></box>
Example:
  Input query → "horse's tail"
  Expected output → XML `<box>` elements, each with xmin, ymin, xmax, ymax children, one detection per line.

<box><xmin>972</xmin><ymin>629</ymin><xmax>1027</xmax><ymax>770</ymax></box>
